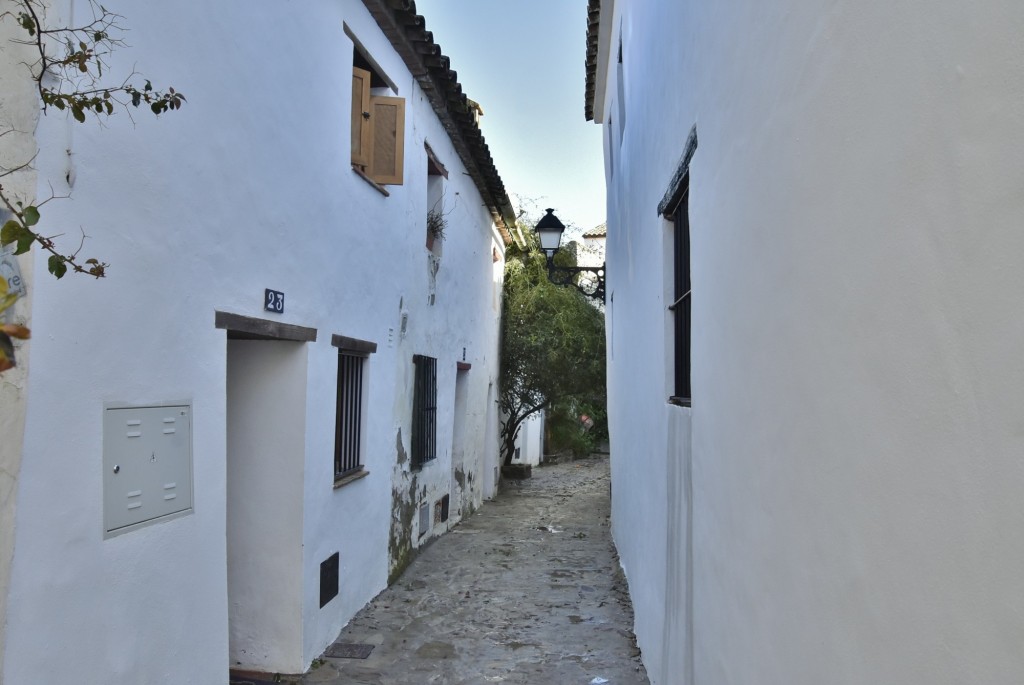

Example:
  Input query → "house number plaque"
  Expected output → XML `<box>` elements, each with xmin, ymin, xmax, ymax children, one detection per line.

<box><xmin>264</xmin><ymin>289</ymin><xmax>285</xmax><ymax>314</ymax></box>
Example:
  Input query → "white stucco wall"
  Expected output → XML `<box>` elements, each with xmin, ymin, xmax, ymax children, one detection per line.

<box><xmin>577</xmin><ymin>235</ymin><xmax>606</xmax><ymax>270</ymax></box>
<box><xmin>0</xmin><ymin>6</ymin><xmax>39</xmax><ymax>681</ymax></box>
<box><xmin>2</xmin><ymin>0</ymin><xmax>506</xmax><ymax>681</ymax></box>
<box><xmin>512</xmin><ymin>411</ymin><xmax>545</xmax><ymax>467</ymax></box>
<box><xmin>597</xmin><ymin>1</ymin><xmax>1024</xmax><ymax>684</ymax></box>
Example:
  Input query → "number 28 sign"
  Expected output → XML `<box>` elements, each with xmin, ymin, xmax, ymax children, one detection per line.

<box><xmin>264</xmin><ymin>289</ymin><xmax>285</xmax><ymax>314</ymax></box>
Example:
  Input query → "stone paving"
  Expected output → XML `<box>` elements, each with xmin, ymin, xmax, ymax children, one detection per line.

<box><xmin>296</xmin><ymin>455</ymin><xmax>648</xmax><ymax>685</ymax></box>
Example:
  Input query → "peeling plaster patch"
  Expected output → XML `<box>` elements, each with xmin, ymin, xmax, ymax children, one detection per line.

<box><xmin>454</xmin><ymin>466</ymin><xmax>476</xmax><ymax>519</ymax></box>
<box><xmin>454</xmin><ymin>467</ymin><xmax>466</xmax><ymax>517</ymax></box>
<box><xmin>389</xmin><ymin>428</ymin><xmax>418</xmax><ymax>585</ymax></box>
<box><xmin>396</xmin><ymin>428</ymin><xmax>408</xmax><ymax>466</ymax></box>
<box><xmin>462</xmin><ymin>469</ymin><xmax>479</xmax><ymax>519</ymax></box>
<box><xmin>388</xmin><ymin>479</ymin><xmax>417</xmax><ymax>584</ymax></box>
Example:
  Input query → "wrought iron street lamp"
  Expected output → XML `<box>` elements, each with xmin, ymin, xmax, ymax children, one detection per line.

<box><xmin>534</xmin><ymin>208</ymin><xmax>606</xmax><ymax>302</ymax></box>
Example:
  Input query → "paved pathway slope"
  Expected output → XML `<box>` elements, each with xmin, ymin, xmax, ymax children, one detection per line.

<box><xmin>301</xmin><ymin>455</ymin><xmax>649</xmax><ymax>685</ymax></box>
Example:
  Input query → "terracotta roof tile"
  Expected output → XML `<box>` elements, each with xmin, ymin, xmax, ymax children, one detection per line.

<box><xmin>584</xmin><ymin>0</ymin><xmax>601</xmax><ymax>122</ymax></box>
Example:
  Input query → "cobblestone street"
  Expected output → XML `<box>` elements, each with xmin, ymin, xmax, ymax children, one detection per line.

<box><xmin>287</xmin><ymin>455</ymin><xmax>648</xmax><ymax>685</ymax></box>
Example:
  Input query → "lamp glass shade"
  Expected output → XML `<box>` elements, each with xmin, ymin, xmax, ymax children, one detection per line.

<box><xmin>535</xmin><ymin>208</ymin><xmax>566</xmax><ymax>253</ymax></box>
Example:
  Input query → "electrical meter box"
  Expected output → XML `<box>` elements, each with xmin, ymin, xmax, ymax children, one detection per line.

<box><xmin>103</xmin><ymin>402</ymin><xmax>193</xmax><ymax>537</ymax></box>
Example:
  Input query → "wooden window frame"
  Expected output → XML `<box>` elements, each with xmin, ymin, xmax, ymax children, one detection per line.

<box><xmin>351</xmin><ymin>66</ymin><xmax>372</xmax><ymax>169</ymax></box>
<box><xmin>351</xmin><ymin>66</ymin><xmax>405</xmax><ymax>186</ymax></box>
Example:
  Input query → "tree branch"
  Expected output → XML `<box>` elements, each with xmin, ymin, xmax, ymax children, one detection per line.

<box><xmin>0</xmin><ymin>0</ymin><xmax>185</xmax><ymax>283</ymax></box>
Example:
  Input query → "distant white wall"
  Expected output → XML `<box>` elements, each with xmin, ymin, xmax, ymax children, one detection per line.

<box><xmin>513</xmin><ymin>411</ymin><xmax>545</xmax><ymax>467</ymax></box>
<box><xmin>598</xmin><ymin>1</ymin><xmax>1024</xmax><ymax>684</ymax></box>
<box><xmin>577</xmin><ymin>236</ymin><xmax>606</xmax><ymax>270</ymax></box>
<box><xmin>482</xmin><ymin>381</ymin><xmax>500</xmax><ymax>499</ymax></box>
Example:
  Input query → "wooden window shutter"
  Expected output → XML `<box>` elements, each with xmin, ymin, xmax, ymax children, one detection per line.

<box><xmin>368</xmin><ymin>95</ymin><xmax>405</xmax><ymax>185</ymax></box>
<box><xmin>351</xmin><ymin>67</ymin><xmax>372</xmax><ymax>168</ymax></box>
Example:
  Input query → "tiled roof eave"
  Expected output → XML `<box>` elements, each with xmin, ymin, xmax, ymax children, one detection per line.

<box><xmin>584</xmin><ymin>0</ymin><xmax>601</xmax><ymax>122</ymax></box>
<box><xmin>361</xmin><ymin>0</ymin><xmax>518</xmax><ymax>245</ymax></box>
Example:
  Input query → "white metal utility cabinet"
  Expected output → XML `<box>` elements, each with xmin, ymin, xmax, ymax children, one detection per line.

<box><xmin>102</xmin><ymin>402</ymin><xmax>193</xmax><ymax>537</ymax></box>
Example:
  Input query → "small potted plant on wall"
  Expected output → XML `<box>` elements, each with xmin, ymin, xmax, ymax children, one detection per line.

<box><xmin>426</xmin><ymin>206</ymin><xmax>446</xmax><ymax>251</ymax></box>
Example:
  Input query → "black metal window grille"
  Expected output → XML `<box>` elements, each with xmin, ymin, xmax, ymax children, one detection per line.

<box><xmin>334</xmin><ymin>352</ymin><xmax>365</xmax><ymax>478</ymax></box>
<box><xmin>670</xmin><ymin>186</ymin><xmax>691</xmax><ymax>403</ymax></box>
<box><xmin>412</xmin><ymin>354</ymin><xmax>437</xmax><ymax>468</ymax></box>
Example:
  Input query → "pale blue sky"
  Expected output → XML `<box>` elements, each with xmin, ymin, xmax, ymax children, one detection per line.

<box><xmin>413</xmin><ymin>0</ymin><xmax>606</xmax><ymax>235</ymax></box>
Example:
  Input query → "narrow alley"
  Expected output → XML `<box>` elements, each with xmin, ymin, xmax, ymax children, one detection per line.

<box><xmin>234</xmin><ymin>456</ymin><xmax>648</xmax><ymax>685</ymax></box>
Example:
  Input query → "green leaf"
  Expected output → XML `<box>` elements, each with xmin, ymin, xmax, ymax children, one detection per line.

<box><xmin>1</xmin><ymin>220</ymin><xmax>21</xmax><ymax>245</ymax></box>
<box><xmin>18</xmin><ymin>13</ymin><xmax>35</xmax><ymax>36</ymax></box>
<box><xmin>48</xmin><ymin>255</ymin><xmax>67</xmax><ymax>279</ymax></box>
<box><xmin>22</xmin><ymin>206</ymin><xmax>40</xmax><ymax>227</ymax></box>
<box><xmin>14</xmin><ymin>233</ymin><xmax>33</xmax><ymax>255</ymax></box>
<box><xmin>151</xmin><ymin>102</ymin><xmax>162</xmax><ymax>115</ymax></box>
<box><xmin>72</xmin><ymin>106</ymin><xmax>85</xmax><ymax>123</ymax></box>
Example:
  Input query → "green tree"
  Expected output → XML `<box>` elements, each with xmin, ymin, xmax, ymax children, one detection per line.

<box><xmin>545</xmin><ymin>396</ymin><xmax>607</xmax><ymax>458</ymax></box>
<box><xmin>498</xmin><ymin>224</ymin><xmax>606</xmax><ymax>466</ymax></box>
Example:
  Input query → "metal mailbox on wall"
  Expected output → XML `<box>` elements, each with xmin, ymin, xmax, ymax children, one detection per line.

<box><xmin>103</xmin><ymin>402</ymin><xmax>193</xmax><ymax>537</ymax></box>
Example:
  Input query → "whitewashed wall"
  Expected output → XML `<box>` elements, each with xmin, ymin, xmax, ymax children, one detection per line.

<box><xmin>0</xmin><ymin>5</ymin><xmax>40</xmax><ymax>681</ymax></box>
<box><xmin>513</xmin><ymin>411</ymin><xmax>545</xmax><ymax>467</ymax></box>
<box><xmin>2</xmin><ymin>0</ymin><xmax>505</xmax><ymax>681</ymax></box>
<box><xmin>596</xmin><ymin>1</ymin><xmax>1024</xmax><ymax>684</ymax></box>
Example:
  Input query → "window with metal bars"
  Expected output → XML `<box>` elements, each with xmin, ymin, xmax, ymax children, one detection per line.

<box><xmin>334</xmin><ymin>351</ymin><xmax>366</xmax><ymax>478</ymax></box>
<box><xmin>412</xmin><ymin>354</ymin><xmax>437</xmax><ymax>468</ymax></box>
<box><xmin>669</xmin><ymin>186</ymin><xmax>691</xmax><ymax>404</ymax></box>
<box><xmin>658</xmin><ymin>127</ymin><xmax>697</xmax><ymax>406</ymax></box>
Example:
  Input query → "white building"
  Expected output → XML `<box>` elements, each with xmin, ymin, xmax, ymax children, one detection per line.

<box><xmin>578</xmin><ymin>222</ymin><xmax>606</xmax><ymax>270</ymax></box>
<box><xmin>0</xmin><ymin>0</ymin><xmax>515</xmax><ymax>682</ymax></box>
<box><xmin>587</xmin><ymin>1</ymin><xmax>1024</xmax><ymax>684</ymax></box>
<box><xmin>511</xmin><ymin>410</ymin><xmax>545</xmax><ymax>468</ymax></box>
